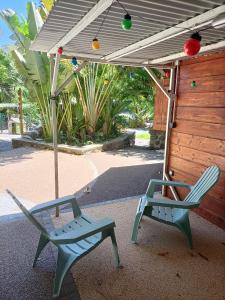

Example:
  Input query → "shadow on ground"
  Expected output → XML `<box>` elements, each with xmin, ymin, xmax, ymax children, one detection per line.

<box><xmin>76</xmin><ymin>163</ymin><xmax>163</xmax><ymax>206</ymax></box>
<box><xmin>0</xmin><ymin>139</ymin><xmax>12</xmax><ymax>152</ymax></box>
<box><xmin>102</xmin><ymin>147</ymin><xmax>164</xmax><ymax>161</ymax></box>
<box><xmin>0</xmin><ymin>147</ymin><xmax>36</xmax><ymax>166</ymax></box>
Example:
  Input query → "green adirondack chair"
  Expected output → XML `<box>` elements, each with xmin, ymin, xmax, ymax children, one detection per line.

<box><xmin>131</xmin><ymin>165</ymin><xmax>220</xmax><ymax>248</ymax></box>
<box><xmin>7</xmin><ymin>190</ymin><xmax>120</xmax><ymax>298</ymax></box>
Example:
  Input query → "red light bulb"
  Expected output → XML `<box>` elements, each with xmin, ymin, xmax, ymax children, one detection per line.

<box><xmin>183</xmin><ymin>32</ymin><xmax>201</xmax><ymax>56</ymax></box>
<box><xmin>57</xmin><ymin>47</ymin><xmax>63</xmax><ymax>55</ymax></box>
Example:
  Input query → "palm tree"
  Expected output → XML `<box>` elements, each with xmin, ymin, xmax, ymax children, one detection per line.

<box><xmin>0</xmin><ymin>4</ymin><xmax>56</xmax><ymax>138</ymax></box>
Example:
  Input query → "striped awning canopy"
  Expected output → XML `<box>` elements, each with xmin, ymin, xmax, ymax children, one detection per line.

<box><xmin>31</xmin><ymin>0</ymin><xmax>225</xmax><ymax>66</ymax></box>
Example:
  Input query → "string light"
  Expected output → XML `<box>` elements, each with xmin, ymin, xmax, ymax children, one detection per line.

<box><xmin>92</xmin><ymin>6</ymin><xmax>111</xmax><ymax>50</ymax></box>
<box><xmin>164</xmin><ymin>69</ymin><xmax>170</xmax><ymax>78</ymax></box>
<box><xmin>122</xmin><ymin>14</ymin><xmax>132</xmax><ymax>30</ymax></box>
<box><xmin>71</xmin><ymin>56</ymin><xmax>78</xmax><ymax>65</ymax></box>
<box><xmin>57</xmin><ymin>47</ymin><xmax>63</xmax><ymax>55</ymax></box>
<box><xmin>184</xmin><ymin>32</ymin><xmax>202</xmax><ymax>56</ymax></box>
<box><xmin>90</xmin><ymin>0</ymin><xmax>222</xmax><ymax>56</ymax></box>
<box><xmin>92</xmin><ymin>38</ymin><xmax>100</xmax><ymax>50</ymax></box>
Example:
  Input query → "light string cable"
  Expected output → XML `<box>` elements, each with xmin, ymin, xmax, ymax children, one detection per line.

<box><xmin>94</xmin><ymin>5</ymin><xmax>112</xmax><ymax>40</ymax></box>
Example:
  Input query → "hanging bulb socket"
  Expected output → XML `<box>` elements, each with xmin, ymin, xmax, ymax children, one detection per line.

<box><xmin>92</xmin><ymin>38</ymin><xmax>100</xmax><ymax>50</ymax></box>
<box><xmin>121</xmin><ymin>14</ymin><xmax>132</xmax><ymax>30</ymax></box>
<box><xmin>190</xmin><ymin>32</ymin><xmax>202</xmax><ymax>42</ymax></box>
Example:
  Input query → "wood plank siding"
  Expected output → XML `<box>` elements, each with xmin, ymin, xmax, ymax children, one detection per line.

<box><xmin>168</xmin><ymin>51</ymin><xmax>225</xmax><ymax>229</ymax></box>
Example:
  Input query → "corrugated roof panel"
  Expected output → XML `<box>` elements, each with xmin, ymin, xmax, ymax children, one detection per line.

<box><xmin>31</xmin><ymin>0</ymin><xmax>225</xmax><ymax>64</ymax></box>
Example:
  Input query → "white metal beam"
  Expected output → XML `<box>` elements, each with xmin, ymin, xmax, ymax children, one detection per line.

<box><xmin>51</xmin><ymin>53</ymin><xmax>61</xmax><ymax>96</ymax></box>
<box><xmin>62</xmin><ymin>50</ymin><xmax>171</xmax><ymax>68</ymax></box>
<box><xmin>48</xmin><ymin>0</ymin><xmax>114</xmax><ymax>54</ymax></box>
<box><xmin>103</xmin><ymin>5</ymin><xmax>225</xmax><ymax>62</ymax></box>
<box><xmin>145</xmin><ymin>67</ymin><xmax>170</xmax><ymax>99</ymax></box>
<box><xmin>147</xmin><ymin>40</ymin><xmax>225</xmax><ymax>65</ymax></box>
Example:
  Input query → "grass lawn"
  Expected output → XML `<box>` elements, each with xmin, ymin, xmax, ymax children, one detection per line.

<box><xmin>136</xmin><ymin>132</ymin><xmax>150</xmax><ymax>140</ymax></box>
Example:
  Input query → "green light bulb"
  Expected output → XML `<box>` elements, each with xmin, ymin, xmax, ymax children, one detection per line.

<box><xmin>121</xmin><ymin>14</ymin><xmax>132</xmax><ymax>30</ymax></box>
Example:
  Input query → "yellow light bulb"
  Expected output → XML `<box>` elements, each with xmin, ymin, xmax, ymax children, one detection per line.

<box><xmin>92</xmin><ymin>38</ymin><xmax>100</xmax><ymax>50</ymax></box>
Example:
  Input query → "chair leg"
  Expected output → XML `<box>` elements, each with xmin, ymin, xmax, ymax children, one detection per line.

<box><xmin>177</xmin><ymin>217</ymin><xmax>193</xmax><ymax>249</ymax></box>
<box><xmin>131</xmin><ymin>197</ymin><xmax>147</xmax><ymax>243</ymax></box>
<box><xmin>131</xmin><ymin>211</ymin><xmax>143</xmax><ymax>243</ymax></box>
<box><xmin>53</xmin><ymin>249</ymin><xmax>76</xmax><ymax>298</ymax></box>
<box><xmin>33</xmin><ymin>234</ymin><xmax>49</xmax><ymax>267</ymax></box>
<box><xmin>110</xmin><ymin>229</ymin><xmax>120</xmax><ymax>268</ymax></box>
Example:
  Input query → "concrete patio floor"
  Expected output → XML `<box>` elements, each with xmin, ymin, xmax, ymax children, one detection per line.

<box><xmin>54</xmin><ymin>198</ymin><xmax>225</xmax><ymax>300</ymax></box>
<box><xmin>1</xmin><ymin>193</ymin><xmax>224</xmax><ymax>300</ymax></box>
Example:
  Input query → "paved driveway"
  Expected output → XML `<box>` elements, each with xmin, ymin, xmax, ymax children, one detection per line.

<box><xmin>0</xmin><ymin>133</ymin><xmax>163</xmax><ymax>207</ymax></box>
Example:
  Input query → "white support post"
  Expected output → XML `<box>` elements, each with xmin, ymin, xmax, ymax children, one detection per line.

<box><xmin>49</xmin><ymin>54</ymin><xmax>54</xmax><ymax>85</ymax></box>
<box><xmin>51</xmin><ymin>52</ymin><xmax>61</xmax><ymax>217</ymax></box>
<box><xmin>172</xmin><ymin>60</ymin><xmax>180</xmax><ymax>123</ymax></box>
<box><xmin>145</xmin><ymin>67</ymin><xmax>179</xmax><ymax>201</ymax></box>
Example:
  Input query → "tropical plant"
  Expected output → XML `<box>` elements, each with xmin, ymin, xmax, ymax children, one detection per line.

<box><xmin>101</xmin><ymin>97</ymin><xmax>127</xmax><ymax>137</ymax></box>
<box><xmin>0</xmin><ymin>3</ymin><xmax>75</xmax><ymax>139</ymax></box>
<box><xmin>0</xmin><ymin>4</ymin><xmax>53</xmax><ymax>137</ymax></box>
<box><xmin>1</xmin><ymin>1</ymin><xmax>156</xmax><ymax>144</ymax></box>
<box><xmin>115</xmin><ymin>67</ymin><xmax>155</xmax><ymax>128</ymax></box>
<box><xmin>0</xmin><ymin>49</ymin><xmax>23</xmax><ymax>103</ymax></box>
<box><xmin>74</xmin><ymin>63</ymin><xmax>119</xmax><ymax>136</ymax></box>
<box><xmin>58</xmin><ymin>93</ymin><xmax>86</xmax><ymax>145</ymax></box>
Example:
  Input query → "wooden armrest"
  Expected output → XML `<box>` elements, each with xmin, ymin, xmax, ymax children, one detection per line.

<box><xmin>50</xmin><ymin>218</ymin><xmax>115</xmax><ymax>244</ymax></box>
<box><xmin>30</xmin><ymin>194</ymin><xmax>77</xmax><ymax>214</ymax></box>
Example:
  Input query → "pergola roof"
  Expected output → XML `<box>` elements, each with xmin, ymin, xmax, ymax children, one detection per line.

<box><xmin>31</xmin><ymin>0</ymin><xmax>225</xmax><ymax>66</ymax></box>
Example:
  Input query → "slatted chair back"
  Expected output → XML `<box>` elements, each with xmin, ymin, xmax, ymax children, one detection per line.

<box><xmin>7</xmin><ymin>189</ymin><xmax>49</xmax><ymax>237</ymax></box>
<box><xmin>184</xmin><ymin>165</ymin><xmax>220</xmax><ymax>204</ymax></box>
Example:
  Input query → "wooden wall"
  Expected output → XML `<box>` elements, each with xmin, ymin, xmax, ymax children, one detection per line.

<box><xmin>168</xmin><ymin>51</ymin><xmax>225</xmax><ymax>229</ymax></box>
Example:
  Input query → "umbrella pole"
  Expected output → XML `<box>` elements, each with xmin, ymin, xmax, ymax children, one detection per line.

<box><xmin>50</xmin><ymin>53</ymin><xmax>61</xmax><ymax>217</ymax></box>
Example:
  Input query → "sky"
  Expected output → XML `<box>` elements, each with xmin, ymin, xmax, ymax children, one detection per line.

<box><xmin>0</xmin><ymin>0</ymin><xmax>40</xmax><ymax>47</ymax></box>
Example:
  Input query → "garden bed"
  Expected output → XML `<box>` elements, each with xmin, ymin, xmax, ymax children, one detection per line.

<box><xmin>12</xmin><ymin>132</ymin><xmax>135</xmax><ymax>155</ymax></box>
